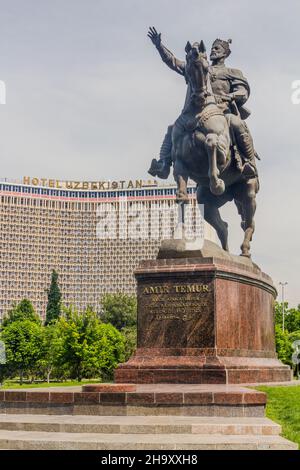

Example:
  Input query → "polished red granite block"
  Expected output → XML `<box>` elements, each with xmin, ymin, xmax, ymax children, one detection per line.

<box><xmin>126</xmin><ymin>393</ymin><xmax>155</xmax><ymax>405</ymax></box>
<box><xmin>155</xmin><ymin>393</ymin><xmax>183</xmax><ymax>404</ymax></box>
<box><xmin>184</xmin><ymin>392</ymin><xmax>213</xmax><ymax>404</ymax></box>
<box><xmin>115</xmin><ymin>255</ymin><xmax>292</xmax><ymax>385</ymax></box>
<box><xmin>227</xmin><ymin>370</ymin><xmax>242</xmax><ymax>383</ymax></box>
<box><xmin>137</xmin><ymin>275</ymin><xmax>215</xmax><ymax>349</ymax></box>
<box><xmin>200</xmin><ymin>370</ymin><xmax>227</xmax><ymax>384</ymax></box>
<box><xmin>175</xmin><ymin>371</ymin><xmax>203</xmax><ymax>384</ymax></box>
<box><xmin>213</xmin><ymin>392</ymin><xmax>244</xmax><ymax>405</ymax></box>
<box><xmin>227</xmin><ymin>368</ymin><xmax>292</xmax><ymax>384</ymax></box>
<box><xmin>153</xmin><ymin>370</ymin><xmax>184</xmax><ymax>383</ymax></box>
<box><xmin>243</xmin><ymin>392</ymin><xmax>266</xmax><ymax>404</ymax></box>
<box><xmin>215</xmin><ymin>278</ymin><xmax>275</xmax><ymax>352</ymax></box>
<box><xmin>49</xmin><ymin>392</ymin><xmax>74</xmax><ymax>403</ymax></box>
<box><xmin>74</xmin><ymin>392</ymin><xmax>100</xmax><ymax>404</ymax></box>
<box><xmin>115</xmin><ymin>373</ymin><xmax>132</xmax><ymax>384</ymax></box>
<box><xmin>26</xmin><ymin>392</ymin><xmax>50</xmax><ymax>403</ymax></box>
<box><xmin>4</xmin><ymin>391</ymin><xmax>27</xmax><ymax>402</ymax></box>
<box><xmin>116</xmin><ymin>370</ymin><xmax>138</xmax><ymax>382</ymax></box>
<box><xmin>82</xmin><ymin>384</ymin><xmax>136</xmax><ymax>393</ymax></box>
<box><xmin>100</xmin><ymin>393</ymin><xmax>126</xmax><ymax>404</ymax></box>
<box><xmin>137</xmin><ymin>370</ymin><xmax>155</xmax><ymax>383</ymax></box>
<box><xmin>0</xmin><ymin>384</ymin><xmax>267</xmax><ymax>409</ymax></box>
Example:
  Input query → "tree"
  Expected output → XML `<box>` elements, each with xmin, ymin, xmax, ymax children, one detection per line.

<box><xmin>2</xmin><ymin>299</ymin><xmax>40</xmax><ymax>328</ymax></box>
<box><xmin>275</xmin><ymin>324</ymin><xmax>293</xmax><ymax>366</ymax></box>
<box><xmin>58</xmin><ymin>306</ymin><xmax>125</xmax><ymax>381</ymax></box>
<box><xmin>1</xmin><ymin>320</ymin><xmax>44</xmax><ymax>384</ymax></box>
<box><xmin>121</xmin><ymin>326</ymin><xmax>137</xmax><ymax>361</ymax></box>
<box><xmin>45</xmin><ymin>270</ymin><xmax>62</xmax><ymax>325</ymax></box>
<box><xmin>0</xmin><ymin>339</ymin><xmax>9</xmax><ymax>386</ymax></box>
<box><xmin>288</xmin><ymin>331</ymin><xmax>300</xmax><ymax>343</ymax></box>
<box><xmin>101</xmin><ymin>293</ymin><xmax>137</xmax><ymax>330</ymax></box>
<box><xmin>275</xmin><ymin>301</ymin><xmax>300</xmax><ymax>333</ymax></box>
<box><xmin>274</xmin><ymin>301</ymin><xmax>300</xmax><ymax>376</ymax></box>
<box><xmin>285</xmin><ymin>308</ymin><xmax>300</xmax><ymax>333</ymax></box>
<box><xmin>37</xmin><ymin>322</ymin><xmax>64</xmax><ymax>383</ymax></box>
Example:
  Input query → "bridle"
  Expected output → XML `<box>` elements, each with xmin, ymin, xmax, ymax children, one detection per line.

<box><xmin>187</xmin><ymin>53</ymin><xmax>216</xmax><ymax>107</ymax></box>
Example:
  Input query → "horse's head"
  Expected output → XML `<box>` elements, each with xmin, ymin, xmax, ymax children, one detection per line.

<box><xmin>185</xmin><ymin>40</ymin><xmax>209</xmax><ymax>107</ymax></box>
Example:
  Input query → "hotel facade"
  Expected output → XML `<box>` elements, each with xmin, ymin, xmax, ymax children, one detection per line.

<box><xmin>0</xmin><ymin>176</ymin><xmax>215</xmax><ymax>320</ymax></box>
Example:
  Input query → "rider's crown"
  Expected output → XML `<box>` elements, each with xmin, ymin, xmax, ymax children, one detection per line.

<box><xmin>212</xmin><ymin>38</ymin><xmax>232</xmax><ymax>57</ymax></box>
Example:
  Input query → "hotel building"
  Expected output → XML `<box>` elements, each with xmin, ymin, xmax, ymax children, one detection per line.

<box><xmin>0</xmin><ymin>176</ymin><xmax>215</xmax><ymax>319</ymax></box>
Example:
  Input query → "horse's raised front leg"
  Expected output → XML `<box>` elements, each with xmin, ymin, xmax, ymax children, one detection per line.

<box><xmin>173</xmin><ymin>159</ymin><xmax>189</xmax><ymax>203</ymax></box>
<box><xmin>239</xmin><ymin>179</ymin><xmax>258</xmax><ymax>257</ymax></box>
<box><xmin>205</xmin><ymin>133</ymin><xmax>225</xmax><ymax>196</ymax></box>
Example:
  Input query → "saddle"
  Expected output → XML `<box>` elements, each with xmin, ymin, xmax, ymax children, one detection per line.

<box><xmin>176</xmin><ymin>106</ymin><xmax>224</xmax><ymax>133</ymax></box>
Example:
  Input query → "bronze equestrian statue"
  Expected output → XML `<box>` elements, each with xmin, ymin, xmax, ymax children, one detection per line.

<box><xmin>147</xmin><ymin>27</ymin><xmax>260</xmax><ymax>257</ymax></box>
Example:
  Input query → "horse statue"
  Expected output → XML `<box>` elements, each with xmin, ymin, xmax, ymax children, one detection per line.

<box><xmin>167</xmin><ymin>40</ymin><xmax>259</xmax><ymax>257</ymax></box>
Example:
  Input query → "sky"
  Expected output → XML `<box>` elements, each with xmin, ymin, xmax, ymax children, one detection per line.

<box><xmin>0</xmin><ymin>0</ymin><xmax>299</xmax><ymax>306</ymax></box>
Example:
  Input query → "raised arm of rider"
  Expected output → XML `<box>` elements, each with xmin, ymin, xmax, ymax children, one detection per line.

<box><xmin>155</xmin><ymin>42</ymin><xmax>186</xmax><ymax>77</ymax></box>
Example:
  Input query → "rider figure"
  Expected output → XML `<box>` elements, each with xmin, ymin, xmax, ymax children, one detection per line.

<box><xmin>147</xmin><ymin>27</ymin><xmax>258</xmax><ymax>180</ymax></box>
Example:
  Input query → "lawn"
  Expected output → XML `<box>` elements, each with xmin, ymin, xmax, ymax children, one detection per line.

<box><xmin>0</xmin><ymin>379</ymin><xmax>102</xmax><ymax>389</ymax></box>
<box><xmin>256</xmin><ymin>385</ymin><xmax>300</xmax><ymax>448</ymax></box>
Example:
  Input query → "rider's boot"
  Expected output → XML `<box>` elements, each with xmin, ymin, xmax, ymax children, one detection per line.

<box><xmin>236</xmin><ymin>130</ymin><xmax>258</xmax><ymax>178</ymax></box>
<box><xmin>148</xmin><ymin>126</ymin><xmax>173</xmax><ymax>179</ymax></box>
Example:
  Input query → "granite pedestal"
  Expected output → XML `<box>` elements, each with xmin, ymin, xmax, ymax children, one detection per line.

<box><xmin>115</xmin><ymin>240</ymin><xmax>292</xmax><ymax>384</ymax></box>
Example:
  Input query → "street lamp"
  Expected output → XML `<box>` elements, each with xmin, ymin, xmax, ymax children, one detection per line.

<box><xmin>279</xmin><ymin>282</ymin><xmax>288</xmax><ymax>332</ymax></box>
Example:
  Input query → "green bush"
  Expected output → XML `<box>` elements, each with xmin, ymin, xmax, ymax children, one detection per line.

<box><xmin>36</xmin><ymin>322</ymin><xmax>65</xmax><ymax>382</ymax></box>
<box><xmin>1</xmin><ymin>320</ymin><xmax>44</xmax><ymax>384</ymax></box>
<box><xmin>275</xmin><ymin>324</ymin><xmax>293</xmax><ymax>366</ymax></box>
<box><xmin>100</xmin><ymin>293</ymin><xmax>137</xmax><ymax>330</ymax></box>
<box><xmin>0</xmin><ymin>302</ymin><xmax>128</xmax><ymax>385</ymax></box>
<box><xmin>275</xmin><ymin>302</ymin><xmax>300</xmax><ymax>373</ymax></box>
<box><xmin>2</xmin><ymin>299</ymin><xmax>40</xmax><ymax>328</ymax></box>
<box><xmin>121</xmin><ymin>326</ymin><xmax>137</xmax><ymax>361</ymax></box>
<box><xmin>56</xmin><ymin>306</ymin><xmax>125</xmax><ymax>381</ymax></box>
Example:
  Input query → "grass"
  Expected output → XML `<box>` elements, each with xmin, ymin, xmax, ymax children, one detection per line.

<box><xmin>256</xmin><ymin>385</ymin><xmax>300</xmax><ymax>448</ymax></box>
<box><xmin>0</xmin><ymin>379</ymin><xmax>102</xmax><ymax>389</ymax></box>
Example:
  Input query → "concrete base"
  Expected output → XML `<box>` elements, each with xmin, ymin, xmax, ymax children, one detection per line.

<box><xmin>0</xmin><ymin>384</ymin><xmax>268</xmax><ymax>417</ymax></box>
<box><xmin>0</xmin><ymin>414</ymin><xmax>297</xmax><ymax>450</ymax></box>
<box><xmin>0</xmin><ymin>385</ymin><xmax>297</xmax><ymax>449</ymax></box>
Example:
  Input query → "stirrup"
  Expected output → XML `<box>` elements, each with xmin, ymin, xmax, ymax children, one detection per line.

<box><xmin>148</xmin><ymin>159</ymin><xmax>171</xmax><ymax>179</ymax></box>
<box><xmin>148</xmin><ymin>159</ymin><xmax>159</xmax><ymax>177</ymax></box>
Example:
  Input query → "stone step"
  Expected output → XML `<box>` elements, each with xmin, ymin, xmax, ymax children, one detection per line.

<box><xmin>0</xmin><ymin>430</ymin><xmax>296</xmax><ymax>450</ymax></box>
<box><xmin>0</xmin><ymin>414</ymin><xmax>281</xmax><ymax>436</ymax></box>
<box><xmin>0</xmin><ymin>384</ymin><xmax>268</xmax><ymax>417</ymax></box>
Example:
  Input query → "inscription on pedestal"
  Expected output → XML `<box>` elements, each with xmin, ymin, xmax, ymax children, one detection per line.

<box><xmin>115</xmin><ymin>256</ymin><xmax>290</xmax><ymax>385</ymax></box>
<box><xmin>137</xmin><ymin>278</ymin><xmax>214</xmax><ymax>348</ymax></box>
